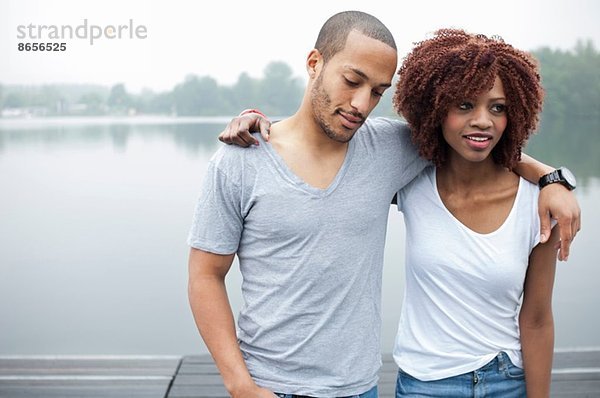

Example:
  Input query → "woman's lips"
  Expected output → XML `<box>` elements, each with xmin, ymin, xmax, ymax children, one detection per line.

<box><xmin>463</xmin><ymin>133</ymin><xmax>493</xmax><ymax>150</ymax></box>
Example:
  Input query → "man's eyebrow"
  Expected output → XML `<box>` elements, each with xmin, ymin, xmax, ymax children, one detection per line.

<box><xmin>344</xmin><ymin>65</ymin><xmax>392</xmax><ymax>88</ymax></box>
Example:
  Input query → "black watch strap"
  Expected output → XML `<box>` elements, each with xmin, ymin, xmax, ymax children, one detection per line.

<box><xmin>538</xmin><ymin>167</ymin><xmax>576</xmax><ymax>190</ymax></box>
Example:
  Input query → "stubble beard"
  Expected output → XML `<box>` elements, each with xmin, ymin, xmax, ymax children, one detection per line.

<box><xmin>310</xmin><ymin>74</ymin><xmax>356</xmax><ymax>143</ymax></box>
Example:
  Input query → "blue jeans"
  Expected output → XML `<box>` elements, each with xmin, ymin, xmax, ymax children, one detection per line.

<box><xmin>275</xmin><ymin>385</ymin><xmax>378</xmax><ymax>398</ymax></box>
<box><xmin>396</xmin><ymin>352</ymin><xmax>526</xmax><ymax>397</ymax></box>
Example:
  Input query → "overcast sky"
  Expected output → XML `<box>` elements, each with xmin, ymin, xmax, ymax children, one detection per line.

<box><xmin>1</xmin><ymin>0</ymin><xmax>599</xmax><ymax>93</ymax></box>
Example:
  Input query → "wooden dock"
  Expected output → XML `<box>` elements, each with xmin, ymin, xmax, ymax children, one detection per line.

<box><xmin>0</xmin><ymin>355</ymin><xmax>180</xmax><ymax>397</ymax></box>
<box><xmin>1</xmin><ymin>350</ymin><xmax>598</xmax><ymax>397</ymax></box>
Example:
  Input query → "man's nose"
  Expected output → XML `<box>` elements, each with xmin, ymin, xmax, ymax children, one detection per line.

<box><xmin>350</xmin><ymin>88</ymin><xmax>372</xmax><ymax>117</ymax></box>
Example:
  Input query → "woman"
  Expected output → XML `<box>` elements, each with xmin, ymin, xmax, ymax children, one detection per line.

<box><xmin>392</xmin><ymin>29</ymin><xmax>558</xmax><ymax>397</ymax></box>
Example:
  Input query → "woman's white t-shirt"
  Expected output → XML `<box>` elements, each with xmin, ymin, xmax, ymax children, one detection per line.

<box><xmin>394</xmin><ymin>166</ymin><xmax>541</xmax><ymax>381</ymax></box>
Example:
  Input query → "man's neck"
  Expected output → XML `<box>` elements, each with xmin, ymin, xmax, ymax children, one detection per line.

<box><xmin>270</xmin><ymin>110</ymin><xmax>349</xmax><ymax>154</ymax></box>
<box><xmin>266</xmin><ymin>112</ymin><xmax>350</xmax><ymax>190</ymax></box>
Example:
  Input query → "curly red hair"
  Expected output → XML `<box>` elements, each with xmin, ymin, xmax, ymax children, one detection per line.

<box><xmin>393</xmin><ymin>29</ymin><xmax>544</xmax><ymax>168</ymax></box>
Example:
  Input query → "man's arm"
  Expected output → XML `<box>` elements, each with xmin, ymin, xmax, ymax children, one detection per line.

<box><xmin>514</xmin><ymin>154</ymin><xmax>581</xmax><ymax>261</ymax></box>
<box><xmin>520</xmin><ymin>225</ymin><xmax>559</xmax><ymax>398</ymax></box>
<box><xmin>188</xmin><ymin>248</ymin><xmax>276</xmax><ymax>398</ymax></box>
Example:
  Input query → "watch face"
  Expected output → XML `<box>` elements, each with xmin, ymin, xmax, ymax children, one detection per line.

<box><xmin>560</xmin><ymin>167</ymin><xmax>577</xmax><ymax>187</ymax></box>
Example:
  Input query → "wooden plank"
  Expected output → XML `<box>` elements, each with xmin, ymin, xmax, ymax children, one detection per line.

<box><xmin>0</xmin><ymin>356</ymin><xmax>181</xmax><ymax>398</ymax></box>
<box><xmin>551</xmin><ymin>379</ymin><xmax>600</xmax><ymax>392</ymax></box>
<box><xmin>0</xmin><ymin>379</ymin><xmax>172</xmax><ymax>398</ymax></box>
<box><xmin>171</xmin><ymin>374</ymin><xmax>229</xmax><ymax>386</ymax></box>
<box><xmin>168</xmin><ymin>384</ymin><xmax>229</xmax><ymax>398</ymax></box>
<box><xmin>553</xmin><ymin>350</ymin><xmax>600</xmax><ymax>368</ymax></box>
<box><xmin>0</xmin><ymin>356</ymin><xmax>181</xmax><ymax>376</ymax></box>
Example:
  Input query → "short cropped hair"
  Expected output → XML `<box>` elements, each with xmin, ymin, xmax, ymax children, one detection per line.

<box><xmin>393</xmin><ymin>29</ymin><xmax>544</xmax><ymax>168</ymax></box>
<box><xmin>315</xmin><ymin>11</ymin><xmax>397</xmax><ymax>63</ymax></box>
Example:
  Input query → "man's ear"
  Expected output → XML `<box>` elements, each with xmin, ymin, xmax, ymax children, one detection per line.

<box><xmin>306</xmin><ymin>49</ymin><xmax>323</xmax><ymax>79</ymax></box>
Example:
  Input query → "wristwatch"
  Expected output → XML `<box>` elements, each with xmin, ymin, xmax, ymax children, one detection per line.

<box><xmin>538</xmin><ymin>167</ymin><xmax>577</xmax><ymax>190</ymax></box>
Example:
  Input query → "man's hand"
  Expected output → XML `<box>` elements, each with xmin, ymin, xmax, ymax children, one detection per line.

<box><xmin>230</xmin><ymin>383</ymin><xmax>278</xmax><ymax>398</ymax></box>
<box><xmin>218</xmin><ymin>114</ymin><xmax>272</xmax><ymax>147</ymax></box>
<box><xmin>538</xmin><ymin>184</ymin><xmax>581</xmax><ymax>261</ymax></box>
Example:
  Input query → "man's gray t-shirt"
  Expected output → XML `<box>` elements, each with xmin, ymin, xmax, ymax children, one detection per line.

<box><xmin>187</xmin><ymin>117</ymin><xmax>427</xmax><ymax>396</ymax></box>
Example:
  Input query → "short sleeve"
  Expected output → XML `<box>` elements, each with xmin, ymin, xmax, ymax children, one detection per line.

<box><xmin>370</xmin><ymin>117</ymin><xmax>430</xmax><ymax>190</ymax></box>
<box><xmin>187</xmin><ymin>158</ymin><xmax>244</xmax><ymax>255</ymax></box>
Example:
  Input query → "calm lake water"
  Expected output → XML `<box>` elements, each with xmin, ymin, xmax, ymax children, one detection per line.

<box><xmin>0</xmin><ymin>117</ymin><xmax>598</xmax><ymax>355</ymax></box>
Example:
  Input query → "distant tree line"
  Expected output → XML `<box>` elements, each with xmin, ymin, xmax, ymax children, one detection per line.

<box><xmin>0</xmin><ymin>61</ymin><xmax>303</xmax><ymax>117</ymax></box>
<box><xmin>533</xmin><ymin>39</ymin><xmax>599</xmax><ymax>121</ymax></box>
<box><xmin>0</xmin><ymin>40</ymin><xmax>598</xmax><ymax>121</ymax></box>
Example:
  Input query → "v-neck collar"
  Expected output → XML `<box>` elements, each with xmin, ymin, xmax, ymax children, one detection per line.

<box><xmin>259</xmin><ymin>134</ymin><xmax>356</xmax><ymax>198</ymax></box>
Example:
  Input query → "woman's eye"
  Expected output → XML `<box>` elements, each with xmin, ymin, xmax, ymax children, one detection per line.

<box><xmin>491</xmin><ymin>104</ymin><xmax>506</xmax><ymax>113</ymax></box>
<box><xmin>458</xmin><ymin>102</ymin><xmax>473</xmax><ymax>110</ymax></box>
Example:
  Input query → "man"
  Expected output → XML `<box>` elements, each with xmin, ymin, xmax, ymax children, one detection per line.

<box><xmin>188</xmin><ymin>11</ymin><xmax>580</xmax><ymax>398</ymax></box>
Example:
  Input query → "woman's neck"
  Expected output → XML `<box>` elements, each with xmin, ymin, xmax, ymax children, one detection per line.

<box><xmin>437</xmin><ymin>154</ymin><xmax>505</xmax><ymax>193</ymax></box>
